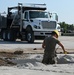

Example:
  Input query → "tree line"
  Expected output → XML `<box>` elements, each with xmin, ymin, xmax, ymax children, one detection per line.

<box><xmin>59</xmin><ymin>22</ymin><xmax>74</xmax><ymax>33</ymax></box>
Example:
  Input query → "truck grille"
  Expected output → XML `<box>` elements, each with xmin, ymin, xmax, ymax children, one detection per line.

<box><xmin>42</xmin><ymin>21</ymin><xmax>56</xmax><ymax>29</ymax></box>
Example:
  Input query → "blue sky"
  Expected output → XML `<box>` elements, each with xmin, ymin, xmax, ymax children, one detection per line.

<box><xmin>0</xmin><ymin>0</ymin><xmax>74</xmax><ymax>24</ymax></box>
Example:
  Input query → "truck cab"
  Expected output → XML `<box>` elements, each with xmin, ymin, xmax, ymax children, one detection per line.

<box><xmin>23</xmin><ymin>10</ymin><xmax>60</xmax><ymax>40</ymax></box>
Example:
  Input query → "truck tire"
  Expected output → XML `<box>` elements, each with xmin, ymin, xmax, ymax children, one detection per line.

<box><xmin>2</xmin><ymin>30</ymin><xmax>8</xmax><ymax>41</ymax></box>
<box><xmin>26</xmin><ymin>31</ymin><xmax>34</xmax><ymax>43</ymax></box>
<box><xmin>7</xmin><ymin>30</ymin><xmax>16</xmax><ymax>41</ymax></box>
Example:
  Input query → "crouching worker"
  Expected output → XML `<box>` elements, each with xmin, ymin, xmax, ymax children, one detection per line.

<box><xmin>42</xmin><ymin>30</ymin><xmax>67</xmax><ymax>64</ymax></box>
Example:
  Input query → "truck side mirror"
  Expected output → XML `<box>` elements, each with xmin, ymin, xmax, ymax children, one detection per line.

<box><xmin>55</xmin><ymin>14</ymin><xmax>58</xmax><ymax>21</ymax></box>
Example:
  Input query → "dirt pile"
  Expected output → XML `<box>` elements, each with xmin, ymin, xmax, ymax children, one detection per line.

<box><xmin>0</xmin><ymin>50</ymin><xmax>23</xmax><ymax>66</ymax></box>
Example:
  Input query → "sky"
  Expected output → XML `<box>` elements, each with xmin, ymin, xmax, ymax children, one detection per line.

<box><xmin>0</xmin><ymin>0</ymin><xmax>74</xmax><ymax>24</ymax></box>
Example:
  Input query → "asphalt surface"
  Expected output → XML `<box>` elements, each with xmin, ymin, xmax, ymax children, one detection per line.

<box><xmin>0</xmin><ymin>36</ymin><xmax>74</xmax><ymax>52</ymax></box>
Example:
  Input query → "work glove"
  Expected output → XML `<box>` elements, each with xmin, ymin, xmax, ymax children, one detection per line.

<box><xmin>64</xmin><ymin>51</ymin><xmax>68</xmax><ymax>54</ymax></box>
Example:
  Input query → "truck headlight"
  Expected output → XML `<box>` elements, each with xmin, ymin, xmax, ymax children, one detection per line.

<box><xmin>37</xmin><ymin>26</ymin><xmax>41</xmax><ymax>29</ymax></box>
<box><xmin>33</xmin><ymin>25</ymin><xmax>41</xmax><ymax>29</ymax></box>
<box><xmin>34</xmin><ymin>25</ymin><xmax>37</xmax><ymax>29</ymax></box>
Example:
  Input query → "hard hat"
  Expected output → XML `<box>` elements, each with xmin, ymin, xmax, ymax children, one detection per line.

<box><xmin>53</xmin><ymin>30</ymin><xmax>59</xmax><ymax>37</ymax></box>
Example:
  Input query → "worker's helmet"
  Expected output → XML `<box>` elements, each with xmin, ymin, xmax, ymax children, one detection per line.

<box><xmin>52</xmin><ymin>30</ymin><xmax>59</xmax><ymax>37</ymax></box>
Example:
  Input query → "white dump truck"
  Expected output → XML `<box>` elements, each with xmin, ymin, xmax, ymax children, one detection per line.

<box><xmin>0</xmin><ymin>3</ymin><xmax>60</xmax><ymax>43</ymax></box>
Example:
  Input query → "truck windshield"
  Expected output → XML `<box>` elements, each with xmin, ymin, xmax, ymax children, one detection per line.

<box><xmin>29</xmin><ymin>11</ymin><xmax>48</xmax><ymax>18</ymax></box>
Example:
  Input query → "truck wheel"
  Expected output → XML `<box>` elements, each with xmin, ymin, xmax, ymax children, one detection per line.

<box><xmin>2</xmin><ymin>30</ymin><xmax>8</xmax><ymax>41</ymax></box>
<box><xmin>7</xmin><ymin>30</ymin><xmax>16</xmax><ymax>41</ymax></box>
<box><xmin>26</xmin><ymin>31</ymin><xmax>34</xmax><ymax>43</ymax></box>
<box><xmin>7</xmin><ymin>31</ymin><xmax>12</xmax><ymax>41</ymax></box>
